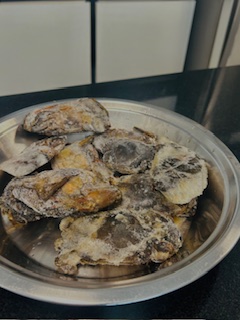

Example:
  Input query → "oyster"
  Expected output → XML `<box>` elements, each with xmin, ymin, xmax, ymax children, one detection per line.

<box><xmin>0</xmin><ymin>168</ymin><xmax>80</xmax><ymax>223</ymax></box>
<box><xmin>93</xmin><ymin>127</ymin><xmax>158</xmax><ymax>174</ymax></box>
<box><xmin>52</xmin><ymin>136</ymin><xmax>113</xmax><ymax>182</ymax></box>
<box><xmin>52</xmin><ymin>136</ymin><xmax>98</xmax><ymax>171</ymax></box>
<box><xmin>114</xmin><ymin>173</ymin><xmax>195</xmax><ymax>249</ymax></box>
<box><xmin>0</xmin><ymin>168</ymin><xmax>121</xmax><ymax>223</ymax></box>
<box><xmin>0</xmin><ymin>136</ymin><xmax>67</xmax><ymax>177</ymax></box>
<box><xmin>23</xmin><ymin>98</ymin><xmax>110</xmax><ymax>136</ymax></box>
<box><xmin>150</xmin><ymin>140</ymin><xmax>208</xmax><ymax>204</ymax></box>
<box><xmin>116</xmin><ymin>173</ymin><xmax>197</xmax><ymax>217</ymax></box>
<box><xmin>55</xmin><ymin>209</ymin><xmax>183</xmax><ymax>274</ymax></box>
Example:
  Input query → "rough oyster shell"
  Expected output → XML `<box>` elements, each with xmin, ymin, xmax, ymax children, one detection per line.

<box><xmin>23</xmin><ymin>98</ymin><xmax>110</xmax><ymax>136</ymax></box>
<box><xmin>55</xmin><ymin>209</ymin><xmax>183</xmax><ymax>274</ymax></box>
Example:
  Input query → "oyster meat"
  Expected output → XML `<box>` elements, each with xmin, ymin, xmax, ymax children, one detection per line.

<box><xmin>0</xmin><ymin>136</ymin><xmax>67</xmax><ymax>177</ymax></box>
<box><xmin>55</xmin><ymin>209</ymin><xmax>183</xmax><ymax>274</ymax></box>
<box><xmin>93</xmin><ymin>127</ymin><xmax>158</xmax><ymax>174</ymax></box>
<box><xmin>23</xmin><ymin>98</ymin><xmax>110</xmax><ymax>136</ymax></box>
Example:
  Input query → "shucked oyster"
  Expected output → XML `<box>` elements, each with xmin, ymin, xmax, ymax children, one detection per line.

<box><xmin>150</xmin><ymin>140</ymin><xmax>208</xmax><ymax>204</ymax></box>
<box><xmin>0</xmin><ymin>168</ymin><xmax>121</xmax><ymax>223</ymax></box>
<box><xmin>55</xmin><ymin>209</ymin><xmax>183</xmax><ymax>274</ymax></box>
<box><xmin>23</xmin><ymin>98</ymin><xmax>110</xmax><ymax>136</ymax></box>
<box><xmin>93</xmin><ymin>127</ymin><xmax>158</xmax><ymax>174</ymax></box>
<box><xmin>0</xmin><ymin>136</ymin><xmax>67</xmax><ymax>177</ymax></box>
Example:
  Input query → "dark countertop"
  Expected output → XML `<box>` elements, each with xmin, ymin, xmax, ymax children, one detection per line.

<box><xmin>0</xmin><ymin>66</ymin><xmax>240</xmax><ymax>319</ymax></box>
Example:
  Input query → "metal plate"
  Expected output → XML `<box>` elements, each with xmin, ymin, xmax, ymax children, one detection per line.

<box><xmin>0</xmin><ymin>98</ymin><xmax>240</xmax><ymax>305</ymax></box>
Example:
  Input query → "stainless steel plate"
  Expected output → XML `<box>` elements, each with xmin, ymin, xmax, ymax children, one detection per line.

<box><xmin>0</xmin><ymin>98</ymin><xmax>240</xmax><ymax>305</ymax></box>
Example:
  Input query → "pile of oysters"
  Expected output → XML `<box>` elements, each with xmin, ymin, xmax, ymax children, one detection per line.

<box><xmin>0</xmin><ymin>98</ymin><xmax>208</xmax><ymax>275</ymax></box>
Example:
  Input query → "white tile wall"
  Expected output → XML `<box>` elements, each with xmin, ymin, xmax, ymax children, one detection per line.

<box><xmin>0</xmin><ymin>1</ymin><xmax>91</xmax><ymax>96</ymax></box>
<box><xmin>2</xmin><ymin>1</ymin><xmax>235</xmax><ymax>96</ymax></box>
<box><xmin>96</xmin><ymin>1</ymin><xmax>195</xmax><ymax>82</ymax></box>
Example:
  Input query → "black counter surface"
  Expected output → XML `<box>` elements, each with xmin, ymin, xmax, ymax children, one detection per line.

<box><xmin>0</xmin><ymin>66</ymin><xmax>240</xmax><ymax>319</ymax></box>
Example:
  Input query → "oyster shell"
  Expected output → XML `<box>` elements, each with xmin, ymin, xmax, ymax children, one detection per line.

<box><xmin>23</xmin><ymin>98</ymin><xmax>110</xmax><ymax>136</ymax></box>
<box><xmin>55</xmin><ymin>209</ymin><xmax>183</xmax><ymax>274</ymax></box>
<box><xmin>0</xmin><ymin>168</ymin><xmax>121</xmax><ymax>223</ymax></box>
<box><xmin>150</xmin><ymin>140</ymin><xmax>208</xmax><ymax>204</ymax></box>
<box><xmin>0</xmin><ymin>136</ymin><xmax>67</xmax><ymax>177</ymax></box>
<box><xmin>0</xmin><ymin>168</ymin><xmax>79</xmax><ymax>223</ymax></box>
<box><xmin>52</xmin><ymin>136</ymin><xmax>98</xmax><ymax>171</ymax></box>
<box><xmin>52</xmin><ymin>136</ymin><xmax>113</xmax><ymax>182</ymax></box>
<box><xmin>93</xmin><ymin>127</ymin><xmax>158</xmax><ymax>174</ymax></box>
<box><xmin>115</xmin><ymin>173</ymin><xmax>197</xmax><ymax>217</ymax></box>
